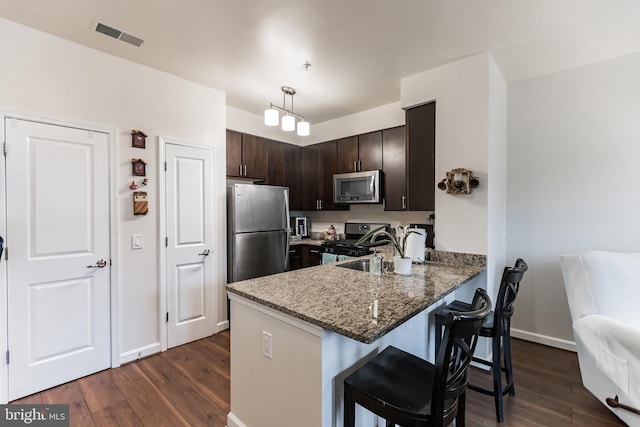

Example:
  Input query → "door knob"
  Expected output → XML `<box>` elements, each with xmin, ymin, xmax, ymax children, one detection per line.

<box><xmin>198</xmin><ymin>249</ymin><xmax>211</xmax><ymax>256</ymax></box>
<box><xmin>87</xmin><ymin>259</ymin><xmax>107</xmax><ymax>268</ymax></box>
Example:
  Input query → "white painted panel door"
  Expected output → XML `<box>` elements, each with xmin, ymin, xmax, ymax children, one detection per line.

<box><xmin>166</xmin><ymin>143</ymin><xmax>214</xmax><ymax>348</ymax></box>
<box><xmin>5</xmin><ymin>118</ymin><xmax>111</xmax><ymax>400</ymax></box>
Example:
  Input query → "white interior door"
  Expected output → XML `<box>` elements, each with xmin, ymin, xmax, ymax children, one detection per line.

<box><xmin>5</xmin><ymin>118</ymin><xmax>111</xmax><ymax>400</ymax></box>
<box><xmin>166</xmin><ymin>142</ymin><xmax>214</xmax><ymax>348</ymax></box>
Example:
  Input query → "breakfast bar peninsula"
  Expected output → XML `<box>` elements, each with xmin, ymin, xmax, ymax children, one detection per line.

<box><xmin>226</xmin><ymin>250</ymin><xmax>486</xmax><ymax>427</ymax></box>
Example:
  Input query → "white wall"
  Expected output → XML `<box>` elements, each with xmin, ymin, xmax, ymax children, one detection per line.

<box><xmin>508</xmin><ymin>51</ymin><xmax>640</xmax><ymax>346</ymax></box>
<box><xmin>401</xmin><ymin>53</ymin><xmax>492</xmax><ymax>256</ymax></box>
<box><xmin>0</xmin><ymin>18</ymin><xmax>227</xmax><ymax>363</ymax></box>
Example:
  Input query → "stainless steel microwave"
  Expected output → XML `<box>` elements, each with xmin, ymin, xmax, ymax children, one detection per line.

<box><xmin>333</xmin><ymin>170</ymin><xmax>381</xmax><ymax>204</ymax></box>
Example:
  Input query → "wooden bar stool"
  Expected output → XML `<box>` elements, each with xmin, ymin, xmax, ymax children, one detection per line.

<box><xmin>343</xmin><ymin>288</ymin><xmax>492</xmax><ymax>427</ymax></box>
<box><xmin>434</xmin><ymin>259</ymin><xmax>528</xmax><ymax>423</ymax></box>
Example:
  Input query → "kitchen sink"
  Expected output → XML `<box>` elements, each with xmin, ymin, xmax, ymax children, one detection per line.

<box><xmin>337</xmin><ymin>258</ymin><xmax>393</xmax><ymax>272</ymax></box>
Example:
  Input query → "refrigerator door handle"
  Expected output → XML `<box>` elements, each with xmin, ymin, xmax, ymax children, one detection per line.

<box><xmin>284</xmin><ymin>188</ymin><xmax>290</xmax><ymax>271</ymax></box>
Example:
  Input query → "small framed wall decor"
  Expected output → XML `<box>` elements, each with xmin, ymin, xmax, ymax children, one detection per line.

<box><xmin>131</xmin><ymin>158</ymin><xmax>147</xmax><ymax>177</ymax></box>
<box><xmin>131</xmin><ymin>130</ymin><xmax>147</xmax><ymax>149</ymax></box>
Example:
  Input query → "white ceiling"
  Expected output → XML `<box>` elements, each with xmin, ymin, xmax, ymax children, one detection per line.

<box><xmin>2</xmin><ymin>0</ymin><xmax>640</xmax><ymax>125</ymax></box>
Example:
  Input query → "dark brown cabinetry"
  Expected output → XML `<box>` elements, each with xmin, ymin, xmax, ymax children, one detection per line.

<box><xmin>406</xmin><ymin>102</ymin><xmax>435</xmax><ymax>211</ymax></box>
<box><xmin>226</xmin><ymin>129</ymin><xmax>243</xmax><ymax>177</ymax></box>
<box><xmin>336</xmin><ymin>132</ymin><xmax>382</xmax><ymax>173</ymax></box>
<box><xmin>226</xmin><ymin>130</ymin><xmax>266</xmax><ymax>180</ymax></box>
<box><xmin>302</xmin><ymin>141</ymin><xmax>349</xmax><ymax>211</ymax></box>
<box><xmin>264</xmin><ymin>139</ymin><xmax>285</xmax><ymax>186</ymax></box>
<box><xmin>226</xmin><ymin>104</ymin><xmax>434</xmax><ymax>212</ymax></box>
<box><xmin>382</xmin><ymin>126</ymin><xmax>407</xmax><ymax>211</ymax></box>
<box><xmin>302</xmin><ymin>245</ymin><xmax>323</xmax><ymax>267</ymax></box>
<box><xmin>289</xmin><ymin>244</ymin><xmax>324</xmax><ymax>270</ymax></box>
<box><xmin>301</xmin><ymin>144</ymin><xmax>320</xmax><ymax>210</ymax></box>
<box><xmin>284</xmin><ymin>144</ymin><xmax>303</xmax><ymax>210</ymax></box>
<box><xmin>288</xmin><ymin>245</ymin><xmax>303</xmax><ymax>270</ymax></box>
<box><xmin>382</xmin><ymin>101</ymin><xmax>435</xmax><ymax>211</ymax></box>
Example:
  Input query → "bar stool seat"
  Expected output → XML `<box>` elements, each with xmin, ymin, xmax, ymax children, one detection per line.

<box><xmin>344</xmin><ymin>288</ymin><xmax>492</xmax><ymax>427</ymax></box>
<box><xmin>434</xmin><ymin>259</ymin><xmax>528</xmax><ymax>423</ymax></box>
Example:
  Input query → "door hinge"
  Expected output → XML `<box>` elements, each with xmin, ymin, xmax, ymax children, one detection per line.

<box><xmin>165</xmin><ymin>237</ymin><xmax>168</xmax><ymax>247</ymax></box>
<box><xmin>164</xmin><ymin>161</ymin><xmax>167</xmax><ymax>172</ymax></box>
<box><xmin>5</xmin><ymin>350</ymin><xmax>9</xmax><ymax>365</ymax></box>
<box><xmin>3</xmin><ymin>141</ymin><xmax>7</xmax><ymax>156</ymax></box>
<box><xmin>166</xmin><ymin>312</ymin><xmax>169</xmax><ymax>323</ymax></box>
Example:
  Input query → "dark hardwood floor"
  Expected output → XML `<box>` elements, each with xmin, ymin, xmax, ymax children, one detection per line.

<box><xmin>12</xmin><ymin>332</ymin><xmax>625</xmax><ymax>426</ymax></box>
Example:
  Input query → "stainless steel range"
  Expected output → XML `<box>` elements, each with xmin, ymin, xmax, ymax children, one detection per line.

<box><xmin>321</xmin><ymin>222</ymin><xmax>391</xmax><ymax>257</ymax></box>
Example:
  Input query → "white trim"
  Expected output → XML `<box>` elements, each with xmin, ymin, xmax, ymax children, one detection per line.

<box><xmin>119</xmin><ymin>342</ymin><xmax>163</xmax><ymax>365</ymax></box>
<box><xmin>109</xmin><ymin>127</ymin><xmax>121</xmax><ymax>368</ymax></box>
<box><xmin>227</xmin><ymin>412</ymin><xmax>247</xmax><ymax>427</ymax></box>
<box><xmin>0</xmin><ymin>116</ymin><xmax>7</xmax><ymax>403</ymax></box>
<box><xmin>216</xmin><ymin>320</ymin><xmax>230</xmax><ymax>332</ymax></box>
<box><xmin>0</xmin><ymin>111</ymin><xmax>120</xmax><ymax>402</ymax></box>
<box><xmin>511</xmin><ymin>328</ymin><xmax>576</xmax><ymax>352</ymax></box>
<box><xmin>158</xmin><ymin>137</ymin><xmax>168</xmax><ymax>352</ymax></box>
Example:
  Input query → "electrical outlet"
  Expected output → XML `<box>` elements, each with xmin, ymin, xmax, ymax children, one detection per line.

<box><xmin>262</xmin><ymin>331</ymin><xmax>272</xmax><ymax>359</ymax></box>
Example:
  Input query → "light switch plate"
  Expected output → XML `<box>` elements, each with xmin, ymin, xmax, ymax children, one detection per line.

<box><xmin>132</xmin><ymin>234</ymin><xmax>143</xmax><ymax>249</ymax></box>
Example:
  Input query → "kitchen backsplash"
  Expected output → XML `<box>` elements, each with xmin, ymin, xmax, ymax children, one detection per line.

<box><xmin>291</xmin><ymin>204</ymin><xmax>433</xmax><ymax>236</ymax></box>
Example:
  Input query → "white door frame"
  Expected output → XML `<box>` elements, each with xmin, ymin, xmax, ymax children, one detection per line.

<box><xmin>0</xmin><ymin>111</ymin><xmax>120</xmax><ymax>404</ymax></box>
<box><xmin>158</xmin><ymin>136</ymin><xmax>216</xmax><ymax>351</ymax></box>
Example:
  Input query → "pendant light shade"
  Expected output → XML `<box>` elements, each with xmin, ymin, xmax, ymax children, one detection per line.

<box><xmin>264</xmin><ymin>108</ymin><xmax>279</xmax><ymax>126</ymax></box>
<box><xmin>297</xmin><ymin>120</ymin><xmax>310</xmax><ymax>136</ymax></box>
<box><xmin>281</xmin><ymin>114</ymin><xmax>295</xmax><ymax>132</ymax></box>
<box><xmin>264</xmin><ymin>86</ymin><xmax>310</xmax><ymax>136</ymax></box>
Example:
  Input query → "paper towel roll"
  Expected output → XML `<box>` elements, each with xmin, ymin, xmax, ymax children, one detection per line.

<box><xmin>405</xmin><ymin>228</ymin><xmax>426</xmax><ymax>262</ymax></box>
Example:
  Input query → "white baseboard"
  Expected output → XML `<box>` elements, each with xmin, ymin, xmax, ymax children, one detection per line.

<box><xmin>227</xmin><ymin>412</ymin><xmax>246</xmax><ymax>427</ymax></box>
<box><xmin>216</xmin><ymin>320</ymin><xmax>229</xmax><ymax>333</ymax></box>
<box><xmin>119</xmin><ymin>342</ymin><xmax>162</xmax><ymax>364</ymax></box>
<box><xmin>511</xmin><ymin>328</ymin><xmax>576</xmax><ymax>352</ymax></box>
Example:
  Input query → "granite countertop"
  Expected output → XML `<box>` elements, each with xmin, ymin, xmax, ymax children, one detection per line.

<box><xmin>226</xmin><ymin>250</ymin><xmax>486</xmax><ymax>344</ymax></box>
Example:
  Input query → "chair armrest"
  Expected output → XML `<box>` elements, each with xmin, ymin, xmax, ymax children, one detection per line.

<box><xmin>573</xmin><ymin>314</ymin><xmax>640</xmax><ymax>406</ymax></box>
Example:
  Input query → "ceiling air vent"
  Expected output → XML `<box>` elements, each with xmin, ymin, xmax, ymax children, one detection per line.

<box><xmin>94</xmin><ymin>22</ymin><xmax>144</xmax><ymax>47</ymax></box>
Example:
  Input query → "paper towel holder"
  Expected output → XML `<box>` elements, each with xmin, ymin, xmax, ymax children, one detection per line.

<box><xmin>438</xmin><ymin>168</ymin><xmax>479</xmax><ymax>194</ymax></box>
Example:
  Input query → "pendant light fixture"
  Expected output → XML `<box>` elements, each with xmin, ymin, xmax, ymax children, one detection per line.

<box><xmin>264</xmin><ymin>86</ymin><xmax>310</xmax><ymax>136</ymax></box>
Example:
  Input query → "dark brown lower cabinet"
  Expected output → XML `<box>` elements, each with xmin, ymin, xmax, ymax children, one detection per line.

<box><xmin>289</xmin><ymin>244</ymin><xmax>324</xmax><ymax>270</ymax></box>
<box><xmin>288</xmin><ymin>245</ymin><xmax>303</xmax><ymax>271</ymax></box>
<box><xmin>302</xmin><ymin>245</ymin><xmax>323</xmax><ymax>268</ymax></box>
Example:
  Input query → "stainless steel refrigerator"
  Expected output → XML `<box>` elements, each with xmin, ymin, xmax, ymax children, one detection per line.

<box><xmin>227</xmin><ymin>183</ymin><xmax>290</xmax><ymax>282</ymax></box>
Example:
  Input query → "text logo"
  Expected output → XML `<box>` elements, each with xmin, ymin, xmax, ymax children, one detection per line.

<box><xmin>0</xmin><ymin>405</ymin><xmax>69</xmax><ymax>427</ymax></box>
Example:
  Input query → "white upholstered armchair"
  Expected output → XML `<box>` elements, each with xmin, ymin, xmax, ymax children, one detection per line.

<box><xmin>560</xmin><ymin>251</ymin><xmax>640</xmax><ymax>426</ymax></box>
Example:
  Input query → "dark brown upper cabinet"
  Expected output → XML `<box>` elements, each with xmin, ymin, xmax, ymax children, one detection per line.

<box><xmin>382</xmin><ymin>126</ymin><xmax>407</xmax><ymax>211</ymax></box>
<box><xmin>226</xmin><ymin>130</ymin><xmax>266</xmax><ymax>180</ymax></box>
<box><xmin>264</xmin><ymin>139</ymin><xmax>285</xmax><ymax>186</ymax></box>
<box><xmin>284</xmin><ymin>144</ymin><xmax>303</xmax><ymax>211</ymax></box>
<box><xmin>382</xmin><ymin>101</ymin><xmax>436</xmax><ymax>211</ymax></box>
<box><xmin>405</xmin><ymin>101</ymin><xmax>435</xmax><ymax>211</ymax></box>
<box><xmin>336</xmin><ymin>132</ymin><xmax>383</xmax><ymax>173</ymax></box>
<box><xmin>302</xmin><ymin>141</ymin><xmax>349</xmax><ymax>211</ymax></box>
